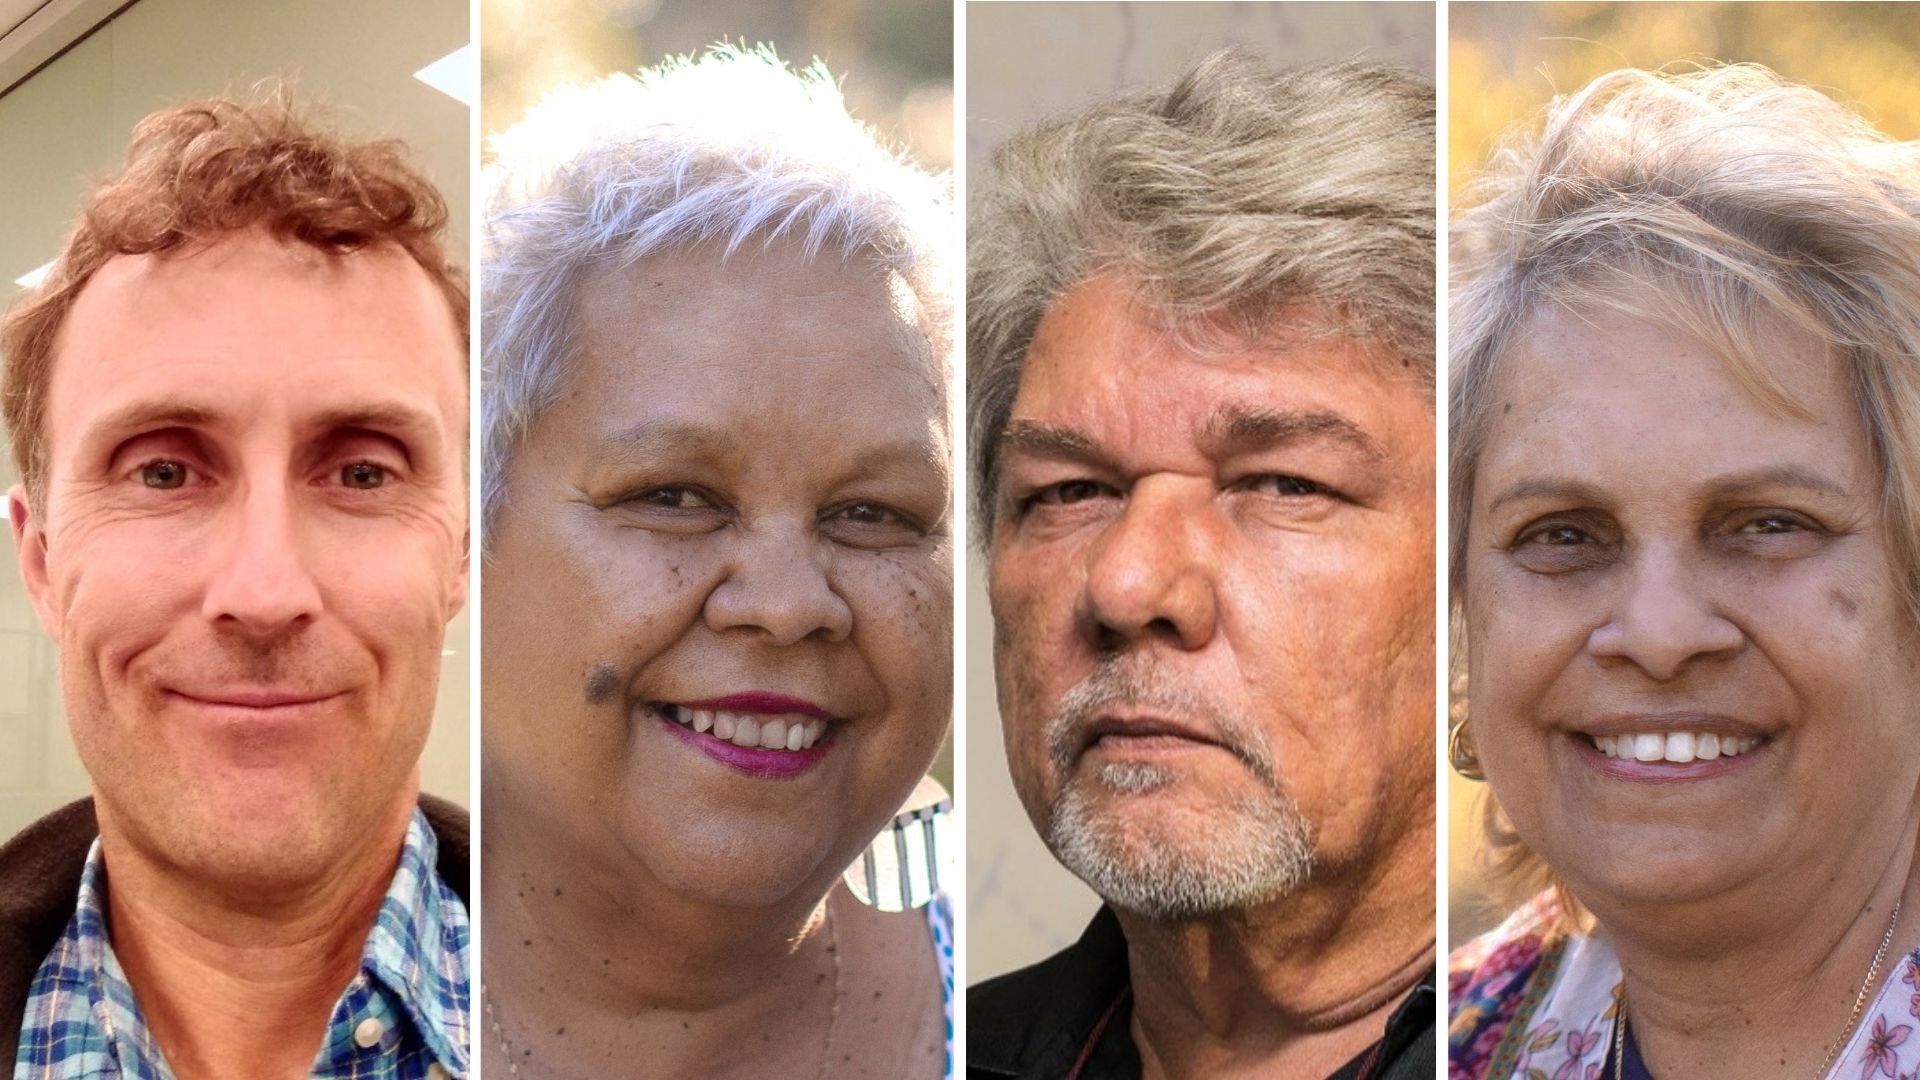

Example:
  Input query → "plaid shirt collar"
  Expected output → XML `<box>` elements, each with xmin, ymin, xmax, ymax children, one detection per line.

<box><xmin>15</xmin><ymin>808</ymin><xmax>470</xmax><ymax>1080</ymax></box>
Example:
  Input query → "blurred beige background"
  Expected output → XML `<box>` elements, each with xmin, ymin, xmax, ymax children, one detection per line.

<box><xmin>966</xmin><ymin>0</ymin><xmax>1436</xmax><ymax>984</ymax></box>
<box><xmin>482</xmin><ymin>0</ymin><xmax>952</xmax><ymax>172</ymax></box>
<box><xmin>1448</xmin><ymin>0</ymin><xmax>1920</xmax><ymax>950</ymax></box>
<box><xmin>0</xmin><ymin>0</ymin><xmax>471</xmax><ymax>840</ymax></box>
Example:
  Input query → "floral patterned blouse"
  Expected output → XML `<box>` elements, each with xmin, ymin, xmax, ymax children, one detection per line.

<box><xmin>1448</xmin><ymin>892</ymin><xmax>1920</xmax><ymax>1080</ymax></box>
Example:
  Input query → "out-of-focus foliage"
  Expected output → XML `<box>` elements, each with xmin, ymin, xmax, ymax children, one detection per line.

<box><xmin>482</xmin><ymin>0</ymin><xmax>952</xmax><ymax>170</ymax></box>
<box><xmin>1451</xmin><ymin>2</ymin><xmax>1920</xmax><ymax>192</ymax></box>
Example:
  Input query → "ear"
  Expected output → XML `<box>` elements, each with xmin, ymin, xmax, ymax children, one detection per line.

<box><xmin>446</xmin><ymin>525</ymin><xmax>470</xmax><ymax>617</ymax></box>
<box><xmin>9</xmin><ymin>485</ymin><xmax>62</xmax><ymax>639</ymax></box>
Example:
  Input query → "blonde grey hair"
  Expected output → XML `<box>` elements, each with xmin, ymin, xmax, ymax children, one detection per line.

<box><xmin>1451</xmin><ymin>63</ymin><xmax>1920</xmax><ymax>915</ymax></box>
<box><xmin>482</xmin><ymin>46</ymin><xmax>950</xmax><ymax>541</ymax></box>
<box><xmin>966</xmin><ymin>49</ymin><xmax>1435</xmax><ymax>541</ymax></box>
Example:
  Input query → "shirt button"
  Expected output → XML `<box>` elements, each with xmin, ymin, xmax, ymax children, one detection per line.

<box><xmin>353</xmin><ymin>1017</ymin><xmax>385</xmax><ymax>1049</ymax></box>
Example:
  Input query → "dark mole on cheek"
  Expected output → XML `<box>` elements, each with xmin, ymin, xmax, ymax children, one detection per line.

<box><xmin>584</xmin><ymin>663</ymin><xmax>620</xmax><ymax>704</ymax></box>
<box><xmin>1503</xmin><ymin>402</ymin><xmax>1513</xmax><ymax>414</ymax></box>
<box><xmin>1831</xmin><ymin>588</ymin><xmax>1860</xmax><ymax>619</ymax></box>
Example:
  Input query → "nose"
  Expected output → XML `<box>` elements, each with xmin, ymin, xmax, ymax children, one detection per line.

<box><xmin>703</xmin><ymin>522</ymin><xmax>854</xmax><ymax>645</ymax></box>
<box><xmin>1586</xmin><ymin>543</ymin><xmax>1743</xmax><ymax>680</ymax></box>
<box><xmin>201</xmin><ymin>479</ymin><xmax>323</xmax><ymax>636</ymax></box>
<box><xmin>1080</xmin><ymin>478</ymin><xmax>1219</xmax><ymax>651</ymax></box>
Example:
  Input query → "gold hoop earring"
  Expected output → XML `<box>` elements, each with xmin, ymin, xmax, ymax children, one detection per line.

<box><xmin>1448</xmin><ymin>719</ymin><xmax>1486</xmax><ymax>781</ymax></box>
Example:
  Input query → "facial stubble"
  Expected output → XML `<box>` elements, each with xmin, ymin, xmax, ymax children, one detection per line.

<box><xmin>1039</xmin><ymin>658</ymin><xmax>1315</xmax><ymax>920</ymax></box>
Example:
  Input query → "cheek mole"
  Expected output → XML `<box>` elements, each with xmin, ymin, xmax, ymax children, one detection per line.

<box><xmin>584</xmin><ymin>662</ymin><xmax>621</xmax><ymax>704</ymax></box>
<box><xmin>1830</xmin><ymin>588</ymin><xmax>1861</xmax><ymax>620</ymax></box>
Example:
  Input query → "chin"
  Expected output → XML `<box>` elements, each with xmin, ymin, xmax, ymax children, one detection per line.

<box><xmin>1553</xmin><ymin>828</ymin><xmax>1758</xmax><ymax>913</ymax></box>
<box><xmin>614</xmin><ymin>788</ymin><xmax>851</xmax><ymax>911</ymax></box>
<box><xmin>1046</xmin><ymin>783</ymin><xmax>1316</xmax><ymax>920</ymax></box>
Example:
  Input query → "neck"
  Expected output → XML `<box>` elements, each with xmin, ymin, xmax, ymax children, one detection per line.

<box><xmin>1606</xmin><ymin>802</ymin><xmax>1920</xmax><ymax>1080</ymax></box>
<box><xmin>1119</xmin><ymin>821</ymin><xmax>1435</xmax><ymax>1080</ymax></box>
<box><xmin>480</xmin><ymin>780</ymin><xmax>841</xmax><ymax>1075</ymax></box>
<box><xmin>98</xmin><ymin>796</ymin><xmax>414</xmax><ymax>1080</ymax></box>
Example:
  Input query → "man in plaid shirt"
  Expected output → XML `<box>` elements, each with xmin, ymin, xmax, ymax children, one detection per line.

<box><xmin>0</xmin><ymin>92</ymin><xmax>470</xmax><ymax>1079</ymax></box>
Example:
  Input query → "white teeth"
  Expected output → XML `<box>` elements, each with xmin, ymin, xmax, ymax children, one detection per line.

<box><xmin>1591</xmin><ymin>730</ymin><xmax>1760</xmax><ymax>762</ymax></box>
<box><xmin>1663</xmin><ymin>732</ymin><xmax>1695</xmax><ymax>763</ymax></box>
<box><xmin>1633</xmin><ymin>734</ymin><xmax>1663</xmax><ymax>762</ymax></box>
<box><xmin>731</xmin><ymin>717</ymin><xmax>761</xmax><ymax>748</ymax></box>
<box><xmin>663</xmin><ymin>707</ymin><xmax>831</xmax><ymax>752</ymax></box>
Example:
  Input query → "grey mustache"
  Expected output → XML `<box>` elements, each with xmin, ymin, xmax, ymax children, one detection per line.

<box><xmin>1044</xmin><ymin>658</ymin><xmax>1278</xmax><ymax>787</ymax></box>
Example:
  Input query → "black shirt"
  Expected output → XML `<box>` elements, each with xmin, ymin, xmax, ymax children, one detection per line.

<box><xmin>968</xmin><ymin>907</ymin><xmax>1436</xmax><ymax>1079</ymax></box>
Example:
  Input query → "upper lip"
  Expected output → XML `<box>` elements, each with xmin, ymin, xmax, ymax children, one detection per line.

<box><xmin>1576</xmin><ymin>712</ymin><xmax>1769</xmax><ymax>739</ymax></box>
<box><xmin>1081</xmin><ymin>711</ymin><xmax>1224</xmax><ymax>751</ymax></box>
<box><xmin>169</xmin><ymin>688</ymin><xmax>342</xmax><ymax>709</ymax></box>
<box><xmin>677</xmin><ymin>692</ymin><xmax>837</xmax><ymax>720</ymax></box>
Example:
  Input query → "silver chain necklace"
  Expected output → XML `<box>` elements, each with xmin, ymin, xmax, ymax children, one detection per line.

<box><xmin>1612</xmin><ymin>897</ymin><xmax>1902</xmax><ymax>1080</ymax></box>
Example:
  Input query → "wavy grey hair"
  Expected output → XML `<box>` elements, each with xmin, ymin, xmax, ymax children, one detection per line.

<box><xmin>966</xmin><ymin>48</ymin><xmax>1435</xmax><ymax>542</ymax></box>
<box><xmin>482</xmin><ymin>46</ymin><xmax>950</xmax><ymax>544</ymax></box>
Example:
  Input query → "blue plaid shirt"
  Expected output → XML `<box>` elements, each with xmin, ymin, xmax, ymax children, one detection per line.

<box><xmin>15</xmin><ymin>809</ymin><xmax>470</xmax><ymax>1080</ymax></box>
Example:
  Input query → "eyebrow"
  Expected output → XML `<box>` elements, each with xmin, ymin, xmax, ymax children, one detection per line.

<box><xmin>1487</xmin><ymin>465</ymin><xmax>1858</xmax><ymax>514</ymax></box>
<box><xmin>597</xmin><ymin>418</ymin><xmax>948</xmax><ymax>481</ymax></box>
<box><xmin>1200</xmin><ymin>405</ymin><xmax>1385</xmax><ymax>462</ymax></box>
<box><xmin>996</xmin><ymin>420</ymin><xmax>1116</xmax><ymax>470</ymax></box>
<box><xmin>81</xmin><ymin>402</ymin><xmax>220</xmax><ymax>446</ymax></box>
<box><xmin>996</xmin><ymin>407</ymin><xmax>1384</xmax><ymax>469</ymax></box>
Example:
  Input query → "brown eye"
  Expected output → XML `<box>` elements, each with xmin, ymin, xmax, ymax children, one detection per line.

<box><xmin>140</xmin><ymin>461</ymin><xmax>189</xmax><ymax>489</ymax></box>
<box><xmin>341</xmin><ymin>462</ymin><xmax>387</xmax><ymax>490</ymax></box>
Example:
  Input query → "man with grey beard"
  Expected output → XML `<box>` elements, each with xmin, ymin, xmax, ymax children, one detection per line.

<box><xmin>967</xmin><ymin>50</ymin><xmax>1436</xmax><ymax>1080</ymax></box>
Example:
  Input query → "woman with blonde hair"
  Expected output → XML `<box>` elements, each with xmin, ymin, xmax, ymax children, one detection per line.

<box><xmin>1447</xmin><ymin>65</ymin><xmax>1920</xmax><ymax>1079</ymax></box>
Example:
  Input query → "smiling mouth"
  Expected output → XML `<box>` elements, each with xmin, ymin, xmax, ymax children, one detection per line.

<box><xmin>1587</xmin><ymin>731</ymin><xmax>1766</xmax><ymax>764</ymax></box>
<box><xmin>652</xmin><ymin>704</ymin><xmax>832</xmax><ymax>753</ymax></box>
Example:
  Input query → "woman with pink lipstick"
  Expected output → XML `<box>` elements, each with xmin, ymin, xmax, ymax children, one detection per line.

<box><xmin>478</xmin><ymin>48</ymin><xmax>954</xmax><ymax>1079</ymax></box>
<box><xmin>1446</xmin><ymin>65</ymin><xmax>1920</xmax><ymax>1080</ymax></box>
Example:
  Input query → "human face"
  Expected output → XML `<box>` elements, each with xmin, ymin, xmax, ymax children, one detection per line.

<box><xmin>482</xmin><ymin>240</ymin><xmax>952</xmax><ymax>911</ymax></box>
<box><xmin>989</xmin><ymin>275</ymin><xmax>1435</xmax><ymax>918</ymax></box>
<box><xmin>12</xmin><ymin>229</ymin><xmax>468</xmax><ymax>892</ymax></box>
<box><xmin>1464</xmin><ymin>302</ymin><xmax>1920</xmax><ymax>915</ymax></box>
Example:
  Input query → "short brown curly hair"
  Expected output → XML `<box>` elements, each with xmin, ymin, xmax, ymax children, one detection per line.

<box><xmin>2</xmin><ymin>92</ymin><xmax>468</xmax><ymax>514</ymax></box>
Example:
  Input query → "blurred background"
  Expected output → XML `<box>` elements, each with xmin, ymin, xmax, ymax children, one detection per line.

<box><xmin>482</xmin><ymin>0</ymin><xmax>952</xmax><ymax>172</ymax></box>
<box><xmin>1448</xmin><ymin>0</ymin><xmax>1920</xmax><ymax>949</ymax></box>
<box><xmin>1451</xmin><ymin>2</ymin><xmax>1920</xmax><ymax>192</ymax></box>
<box><xmin>966</xmin><ymin>0</ymin><xmax>1436</xmax><ymax>985</ymax></box>
<box><xmin>0</xmin><ymin>0</ymin><xmax>471</xmax><ymax>836</ymax></box>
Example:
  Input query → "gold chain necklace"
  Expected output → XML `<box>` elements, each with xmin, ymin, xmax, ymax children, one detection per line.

<box><xmin>1612</xmin><ymin>897</ymin><xmax>1902</xmax><ymax>1080</ymax></box>
<box><xmin>485</xmin><ymin>900</ymin><xmax>843</xmax><ymax>1078</ymax></box>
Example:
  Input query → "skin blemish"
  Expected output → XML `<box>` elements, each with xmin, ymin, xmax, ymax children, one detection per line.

<box><xmin>583</xmin><ymin>662</ymin><xmax>620</xmax><ymax>704</ymax></box>
<box><xmin>1830</xmin><ymin>588</ymin><xmax>1860</xmax><ymax>619</ymax></box>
